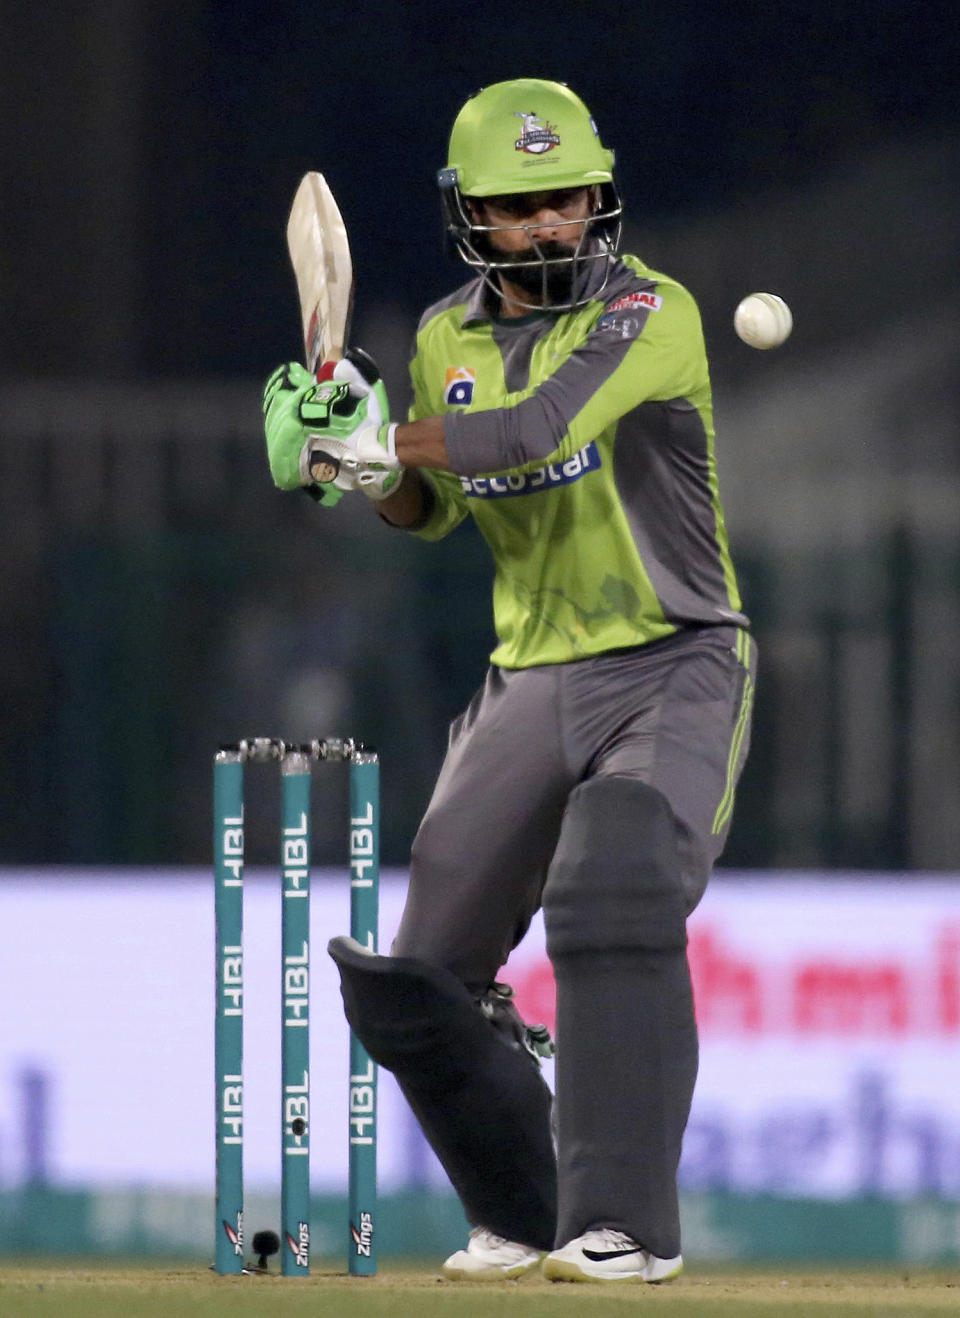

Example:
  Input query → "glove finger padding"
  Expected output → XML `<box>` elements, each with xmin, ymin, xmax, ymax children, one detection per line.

<box><xmin>262</xmin><ymin>361</ymin><xmax>314</xmax><ymax>416</ymax></box>
<box><xmin>263</xmin><ymin>362</ymin><xmax>329</xmax><ymax>491</ymax></box>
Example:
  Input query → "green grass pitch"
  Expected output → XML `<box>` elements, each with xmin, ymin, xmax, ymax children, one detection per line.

<box><xmin>0</xmin><ymin>1263</ymin><xmax>957</xmax><ymax>1318</ymax></box>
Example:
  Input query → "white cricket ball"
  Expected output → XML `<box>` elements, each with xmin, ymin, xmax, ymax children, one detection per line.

<box><xmin>733</xmin><ymin>292</ymin><xmax>793</xmax><ymax>349</ymax></box>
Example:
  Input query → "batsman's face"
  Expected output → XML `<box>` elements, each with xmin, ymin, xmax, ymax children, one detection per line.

<box><xmin>471</xmin><ymin>187</ymin><xmax>597</xmax><ymax>253</ymax></box>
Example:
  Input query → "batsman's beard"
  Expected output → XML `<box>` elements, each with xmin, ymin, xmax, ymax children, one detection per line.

<box><xmin>481</xmin><ymin>237</ymin><xmax>584</xmax><ymax>306</ymax></box>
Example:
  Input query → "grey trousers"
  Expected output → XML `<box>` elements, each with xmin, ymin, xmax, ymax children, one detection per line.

<box><xmin>395</xmin><ymin>625</ymin><xmax>755</xmax><ymax>980</ymax></box>
<box><xmin>392</xmin><ymin>624</ymin><xmax>756</xmax><ymax>1252</ymax></box>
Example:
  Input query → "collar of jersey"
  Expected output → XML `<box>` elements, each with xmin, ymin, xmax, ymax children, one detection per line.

<box><xmin>461</xmin><ymin>279</ymin><xmax>556</xmax><ymax>328</ymax></box>
<box><xmin>460</xmin><ymin>254</ymin><xmax>616</xmax><ymax>327</ymax></box>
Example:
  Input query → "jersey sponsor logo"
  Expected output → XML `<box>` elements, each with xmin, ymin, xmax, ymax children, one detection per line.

<box><xmin>444</xmin><ymin>366</ymin><xmax>476</xmax><ymax>406</ymax></box>
<box><xmin>603</xmin><ymin>291</ymin><xmax>662</xmax><ymax>316</ymax></box>
<box><xmin>513</xmin><ymin>111</ymin><xmax>561</xmax><ymax>155</ymax></box>
<box><xmin>595</xmin><ymin>291</ymin><xmax>661</xmax><ymax>339</ymax></box>
<box><xmin>459</xmin><ymin>441</ymin><xmax>600</xmax><ymax>499</ymax></box>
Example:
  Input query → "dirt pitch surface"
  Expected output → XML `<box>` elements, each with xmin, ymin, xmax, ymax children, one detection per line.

<box><xmin>0</xmin><ymin>1263</ymin><xmax>957</xmax><ymax>1317</ymax></box>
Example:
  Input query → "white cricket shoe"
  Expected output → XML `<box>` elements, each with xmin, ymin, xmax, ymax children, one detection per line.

<box><xmin>441</xmin><ymin>1226</ymin><xmax>544</xmax><ymax>1280</ymax></box>
<box><xmin>543</xmin><ymin>1227</ymin><xmax>683</xmax><ymax>1283</ymax></box>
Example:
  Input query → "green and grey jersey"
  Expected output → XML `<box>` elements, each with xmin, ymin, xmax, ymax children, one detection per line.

<box><xmin>408</xmin><ymin>254</ymin><xmax>747</xmax><ymax>669</ymax></box>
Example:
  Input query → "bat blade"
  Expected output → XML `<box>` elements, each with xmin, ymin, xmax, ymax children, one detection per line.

<box><xmin>286</xmin><ymin>172</ymin><xmax>354</xmax><ymax>374</ymax></box>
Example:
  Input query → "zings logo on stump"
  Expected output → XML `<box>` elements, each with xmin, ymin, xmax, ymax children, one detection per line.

<box><xmin>285</xmin><ymin>1221</ymin><xmax>310</xmax><ymax>1267</ymax></box>
<box><xmin>351</xmin><ymin>1211</ymin><xmax>374</xmax><ymax>1257</ymax></box>
<box><xmin>444</xmin><ymin>366</ymin><xmax>476</xmax><ymax>407</ymax></box>
<box><xmin>222</xmin><ymin>1214</ymin><xmax>243</xmax><ymax>1255</ymax></box>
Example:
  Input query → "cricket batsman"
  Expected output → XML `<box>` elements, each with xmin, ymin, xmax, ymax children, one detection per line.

<box><xmin>263</xmin><ymin>78</ymin><xmax>756</xmax><ymax>1283</ymax></box>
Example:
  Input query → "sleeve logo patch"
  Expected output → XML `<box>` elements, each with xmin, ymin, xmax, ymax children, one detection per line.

<box><xmin>459</xmin><ymin>441</ymin><xmax>601</xmax><ymax>499</ymax></box>
<box><xmin>606</xmin><ymin>291</ymin><xmax>662</xmax><ymax>314</ymax></box>
<box><xmin>595</xmin><ymin>290</ymin><xmax>662</xmax><ymax>337</ymax></box>
<box><xmin>444</xmin><ymin>366</ymin><xmax>476</xmax><ymax>406</ymax></box>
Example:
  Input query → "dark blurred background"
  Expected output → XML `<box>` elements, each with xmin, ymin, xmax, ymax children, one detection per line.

<box><xmin>1</xmin><ymin>0</ymin><xmax>958</xmax><ymax>868</ymax></box>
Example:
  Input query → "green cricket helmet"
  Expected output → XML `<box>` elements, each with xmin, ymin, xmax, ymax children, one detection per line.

<box><xmin>447</xmin><ymin>78</ymin><xmax>616</xmax><ymax>194</ymax></box>
<box><xmin>438</xmin><ymin>79</ymin><xmax>623</xmax><ymax>309</ymax></box>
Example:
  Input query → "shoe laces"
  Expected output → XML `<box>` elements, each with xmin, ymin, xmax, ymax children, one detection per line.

<box><xmin>470</xmin><ymin>1227</ymin><xmax>506</xmax><ymax>1248</ymax></box>
<box><xmin>469</xmin><ymin>1226</ymin><xmax>534</xmax><ymax>1261</ymax></box>
<box><xmin>584</xmin><ymin>1227</ymin><xmax>641</xmax><ymax>1253</ymax></box>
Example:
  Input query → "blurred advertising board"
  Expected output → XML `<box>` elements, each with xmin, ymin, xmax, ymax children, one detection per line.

<box><xmin>0</xmin><ymin>870</ymin><xmax>958</xmax><ymax>1208</ymax></box>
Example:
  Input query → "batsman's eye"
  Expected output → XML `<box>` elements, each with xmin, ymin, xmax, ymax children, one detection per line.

<box><xmin>484</xmin><ymin>188</ymin><xmax>589</xmax><ymax>220</ymax></box>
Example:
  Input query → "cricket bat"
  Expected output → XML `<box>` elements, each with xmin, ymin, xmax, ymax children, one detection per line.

<box><xmin>286</xmin><ymin>171</ymin><xmax>354</xmax><ymax>376</ymax></box>
<box><xmin>285</xmin><ymin>172</ymin><xmax>355</xmax><ymax>495</ymax></box>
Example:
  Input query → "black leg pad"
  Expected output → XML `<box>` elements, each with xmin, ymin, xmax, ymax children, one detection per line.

<box><xmin>328</xmin><ymin>935</ymin><xmax>557</xmax><ymax>1250</ymax></box>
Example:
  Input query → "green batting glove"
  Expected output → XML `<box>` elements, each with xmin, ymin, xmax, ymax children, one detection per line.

<box><xmin>301</xmin><ymin>395</ymin><xmax>400</xmax><ymax>486</ymax></box>
<box><xmin>263</xmin><ymin>362</ymin><xmax>315</xmax><ymax>491</ymax></box>
<box><xmin>262</xmin><ymin>360</ymin><xmax>313</xmax><ymax>415</ymax></box>
<box><xmin>330</xmin><ymin>351</ymin><xmax>403</xmax><ymax>502</ymax></box>
<box><xmin>263</xmin><ymin>356</ymin><xmax>401</xmax><ymax>507</ymax></box>
<box><xmin>262</xmin><ymin>362</ymin><xmax>353</xmax><ymax>494</ymax></box>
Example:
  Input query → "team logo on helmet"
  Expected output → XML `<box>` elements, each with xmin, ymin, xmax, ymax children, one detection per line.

<box><xmin>513</xmin><ymin>111</ymin><xmax>561</xmax><ymax>155</ymax></box>
<box><xmin>444</xmin><ymin>366</ymin><xmax>476</xmax><ymax>406</ymax></box>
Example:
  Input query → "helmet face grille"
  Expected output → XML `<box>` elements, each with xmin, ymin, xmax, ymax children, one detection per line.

<box><xmin>439</xmin><ymin>174</ymin><xmax>623</xmax><ymax>312</ymax></box>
